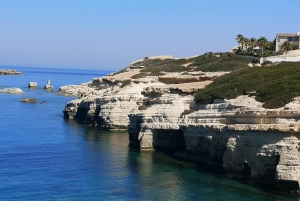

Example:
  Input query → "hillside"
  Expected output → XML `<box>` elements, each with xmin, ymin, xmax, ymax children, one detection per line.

<box><xmin>60</xmin><ymin>54</ymin><xmax>300</xmax><ymax>191</ymax></box>
<box><xmin>131</xmin><ymin>52</ymin><xmax>251</xmax><ymax>79</ymax></box>
<box><xmin>194</xmin><ymin>62</ymin><xmax>300</xmax><ymax>108</ymax></box>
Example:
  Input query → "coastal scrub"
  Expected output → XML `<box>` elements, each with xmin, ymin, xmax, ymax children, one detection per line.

<box><xmin>194</xmin><ymin>62</ymin><xmax>300</xmax><ymax>108</ymax></box>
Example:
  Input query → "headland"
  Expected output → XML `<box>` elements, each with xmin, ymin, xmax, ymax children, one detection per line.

<box><xmin>59</xmin><ymin>53</ymin><xmax>300</xmax><ymax>191</ymax></box>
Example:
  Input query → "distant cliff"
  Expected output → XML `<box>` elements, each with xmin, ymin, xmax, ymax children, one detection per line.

<box><xmin>59</xmin><ymin>53</ymin><xmax>300</xmax><ymax>191</ymax></box>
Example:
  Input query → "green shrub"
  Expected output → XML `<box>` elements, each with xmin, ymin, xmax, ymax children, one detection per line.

<box><xmin>120</xmin><ymin>79</ymin><xmax>131</xmax><ymax>88</ymax></box>
<box><xmin>261</xmin><ymin>61</ymin><xmax>273</xmax><ymax>66</ymax></box>
<box><xmin>187</xmin><ymin>53</ymin><xmax>250</xmax><ymax>72</ymax></box>
<box><xmin>194</xmin><ymin>62</ymin><xmax>300</xmax><ymax>108</ymax></box>
<box><xmin>131</xmin><ymin>52</ymin><xmax>251</xmax><ymax>78</ymax></box>
<box><xmin>256</xmin><ymin>75</ymin><xmax>300</xmax><ymax>108</ymax></box>
<box><xmin>138</xmin><ymin>105</ymin><xmax>147</xmax><ymax>110</ymax></box>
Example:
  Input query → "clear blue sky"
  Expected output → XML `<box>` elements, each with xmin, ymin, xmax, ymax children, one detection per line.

<box><xmin>0</xmin><ymin>0</ymin><xmax>299</xmax><ymax>70</ymax></box>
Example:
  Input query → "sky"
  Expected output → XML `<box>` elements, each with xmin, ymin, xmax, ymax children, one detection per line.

<box><xmin>0</xmin><ymin>0</ymin><xmax>300</xmax><ymax>70</ymax></box>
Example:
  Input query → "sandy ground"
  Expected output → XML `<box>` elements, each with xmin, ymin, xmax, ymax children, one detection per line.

<box><xmin>109</xmin><ymin>69</ymin><xmax>215</xmax><ymax>93</ymax></box>
<box><xmin>169</xmin><ymin>81</ymin><xmax>212</xmax><ymax>89</ymax></box>
<box><xmin>110</xmin><ymin>69</ymin><xmax>141</xmax><ymax>79</ymax></box>
<box><xmin>287</xmin><ymin>49</ymin><xmax>300</xmax><ymax>56</ymax></box>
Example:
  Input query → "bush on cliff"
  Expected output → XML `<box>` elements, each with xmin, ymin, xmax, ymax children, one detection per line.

<box><xmin>194</xmin><ymin>62</ymin><xmax>300</xmax><ymax>108</ymax></box>
<box><xmin>187</xmin><ymin>53</ymin><xmax>251</xmax><ymax>72</ymax></box>
<box><xmin>120</xmin><ymin>79</ymin><xmax>131</xmax><ymax>88</ymax></box>
<box><xmin>138</xmin><ymin>105</ymin><xmax>147</xmax><ymax>110</ymax></box>
<box><xmin>131</xmin><ymin>52</ymin><xmax>251</xmax><ymax>79</ymax></box>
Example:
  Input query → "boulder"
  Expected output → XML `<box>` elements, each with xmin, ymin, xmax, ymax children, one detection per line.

<box><xmin>28</xmin><ymin>82</ymin><xmax>37</xmax><ymax>88</ymax></box>
<box><xmin>44</xmin><ymin>79</ymin><xmax>53</xmax><ymax>89</ymax></box>
<box><xmin>0</xmin><ymin>88</ymin><xmax>25</xmax><ymax>94</ymax></box>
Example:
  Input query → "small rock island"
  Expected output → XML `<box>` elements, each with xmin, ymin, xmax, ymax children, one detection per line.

<box><xmin>0</xmin><ymin>69</ymin><xmax>23</xmax><ymax>75</ymax></box>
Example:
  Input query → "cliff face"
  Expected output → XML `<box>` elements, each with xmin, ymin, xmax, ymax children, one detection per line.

<box><xmin>60</xmin><ymin>56</ymin><xmax>300</xmax><ymax>190</ymax></box>
<box><xmin>127</xmin><ymin>95</ymin><xmax>300</xmax><ymax>190</ymax></box>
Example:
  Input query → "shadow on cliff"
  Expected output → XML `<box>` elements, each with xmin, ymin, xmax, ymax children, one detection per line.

<box><xmin>70</xmin><ymin>101</ymin><xmax>101</xmax><ymax>126</ymax></box>
<box><xmin>152</xmin><ymin>129</ymin><xmax>186</xmax><ymax>153</ymax></box>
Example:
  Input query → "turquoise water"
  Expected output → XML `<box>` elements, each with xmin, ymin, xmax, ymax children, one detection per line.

<box><xmin>0</xmin><ymin>67</ymin><xmax>297</xmax><ymax>200</ymax></box>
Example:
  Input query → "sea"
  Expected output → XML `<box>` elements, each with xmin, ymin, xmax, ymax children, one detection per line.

<box><xmin>0</xmin><ymin>67</ymin><xmax>297</xmax><ymax>201</ymax></box>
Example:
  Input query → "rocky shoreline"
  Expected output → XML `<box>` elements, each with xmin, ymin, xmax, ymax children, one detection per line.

<box><xmin>0</xmin><ymin>69</ymin><xmax>23</xmax><ymax>75</ymax></box>
<box><xmin>59</xmin><ymin>55</ymin><xmax>300</xmax><ymax>191</ymax></box>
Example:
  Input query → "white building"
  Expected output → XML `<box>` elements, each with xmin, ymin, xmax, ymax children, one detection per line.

<box><xmin>275</xmin><ymin>32</ymin><xmax>300</xmax><ymax>52</ymax></box>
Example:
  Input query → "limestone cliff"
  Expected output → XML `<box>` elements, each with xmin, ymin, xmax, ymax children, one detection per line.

<box><xmin>60</xmin><ymin>56</ymin><xmax>300</xmax><ymax>191</ymax></box>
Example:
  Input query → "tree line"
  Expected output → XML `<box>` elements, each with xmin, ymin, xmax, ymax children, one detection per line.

<box><xmin>235</xmin><ymin>34</ymin><xmax>294</xmax><ymax>56</ymax></box>
<box><xmin>235</xmin><ymin>34</ymin><xmax>275</xmax><ymax>56</ymax></box>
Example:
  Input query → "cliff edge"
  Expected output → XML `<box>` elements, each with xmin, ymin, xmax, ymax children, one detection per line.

<box><xmin>60</xmin><ymin>53</ymin><xmax>300</xmax><ymax>191</ymax></box>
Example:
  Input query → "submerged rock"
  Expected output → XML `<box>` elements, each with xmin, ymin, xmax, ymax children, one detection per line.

<box><xmin>20</xmin><ymin>98</ymin><xmax>37</xmax><ymax>103</ymax></box>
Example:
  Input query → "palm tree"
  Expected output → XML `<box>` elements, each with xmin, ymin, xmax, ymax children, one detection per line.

<box><xmin>236</xmin><ymin>34</ymin><xmax>244</xmax><ymax>50</ymax></box>
<box><xmin>257</xmin><ymin>37</ymin><xmax>269</xmax><ymax>55</ymax></box>
<box><xmin>243</xmin><ymin>38</ymin><xmax>250</xmax><ymax>52</ymax></box>
<box><xmin>249</xmin><ymin>37</ymin><xmax>257</xmax><ymax>52</ymax></box>
<box><xmin>280</xmin><ymin>41</ymin><xmax>293</xmax><ymax>54</ymax></box>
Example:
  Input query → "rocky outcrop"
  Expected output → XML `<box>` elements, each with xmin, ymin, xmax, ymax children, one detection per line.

<box><xmin>60</xmin><ymin>56</ymin><xmax>300</xmax><ymax>191</ymax></box>
<box><xmin>60</xmin><ymin>74</ymin><xmax>165</xmax><ymax>129</ymax></box>
<box><xmin>28</xmin><ymin>82</ymin><xmax>37</xmax><ymax>88</ymax></box>
<box><xmin>0</xmin><ymin>88</ymin><xmax>25</xmax><ymax>94</ymax></box>
<box><xmin>127</xmin><ymin>95</ymin><xmax>300</xmax><ymax>190</ymax></box>
<box><xmin>44</xmin><ymin>80</ymin><xmax>53</xmax><ymax>90</ymax></box>
<box><xmin>0</xmin><ymin>69</ymin><xmax>23</xmax><ymax>75</ymax></box>
<box><xmin>21</xmin><ymin>98</ymin><xmax>37</xmax><ymax>103</ymax></box>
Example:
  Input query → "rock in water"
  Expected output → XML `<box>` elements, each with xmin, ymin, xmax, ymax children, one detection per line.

<box><xmin>0</xmin><ymin>88</ymin><xmax>25</xmax><ymax>94</ymax></box>
<box><xmin>44</xmin><ymin>79</ymin><xmax>53</xmax><ymax>89</ymax></box>
<box><xmin>0</xmin><ymin>69</ymin><xmax>23</xmax><ymax>75</ymax></box>
<box><xmin>28</xmin><ymin>82</ymin><xmax>37</xmax><ymax>88</ymax></box>
<box><xmin>20</xmin><ymin>98</ymin><xmax>37</xmax><ymax>103</ymax></box>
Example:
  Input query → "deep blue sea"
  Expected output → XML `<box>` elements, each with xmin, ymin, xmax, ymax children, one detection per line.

<box><xmin>0</xmin><ymin>67</ymin><xmax>297</xmax><ymax>200</ymax></box>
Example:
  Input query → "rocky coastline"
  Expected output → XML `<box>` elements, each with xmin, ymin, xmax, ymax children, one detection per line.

<box><xmin>59</xmin><ymin>55</ymin><xmax>300</xmax><ymax>191</ymax></box>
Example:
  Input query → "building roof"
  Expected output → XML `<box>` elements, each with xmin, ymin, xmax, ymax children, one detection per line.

<box><xmin>276</xmin><ymin>33</ymin><xmax>297</xmax><ymax>37</ymax></box>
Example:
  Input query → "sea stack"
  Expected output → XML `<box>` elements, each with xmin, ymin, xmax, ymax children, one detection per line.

<box><xmin>43</xmin><ymin>79</ymin><xmax>53</xmax><ymax>89</ymax></box>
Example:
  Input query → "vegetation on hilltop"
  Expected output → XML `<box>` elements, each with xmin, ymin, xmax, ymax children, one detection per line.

<box><xmin>131</xmin><ymin>53</ymin><xmax>251</xmax><ymax>79</ymax></box>
<box><xmin>235</xmin><ymin>34</ymin><xmax>276</xmax><ymax>57</ymax></box>
<box><xmin>280</xmin><ymin>41</ymin><xmax>294</xmax><ymax>54</ymax></box>
<box><xmin>187</xmin><ymin>52</ymin><xmax>252</xmax><ymax>72</ymax></box>
<box><xmin>194</xmin><ymin>62</ymin><xmax>300</xmax><ymax>108</ymax></box>
<box><xmin>235</xmin><ymin>33</ymin><xmax>296</xmax><ymax>57</ymax></box>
